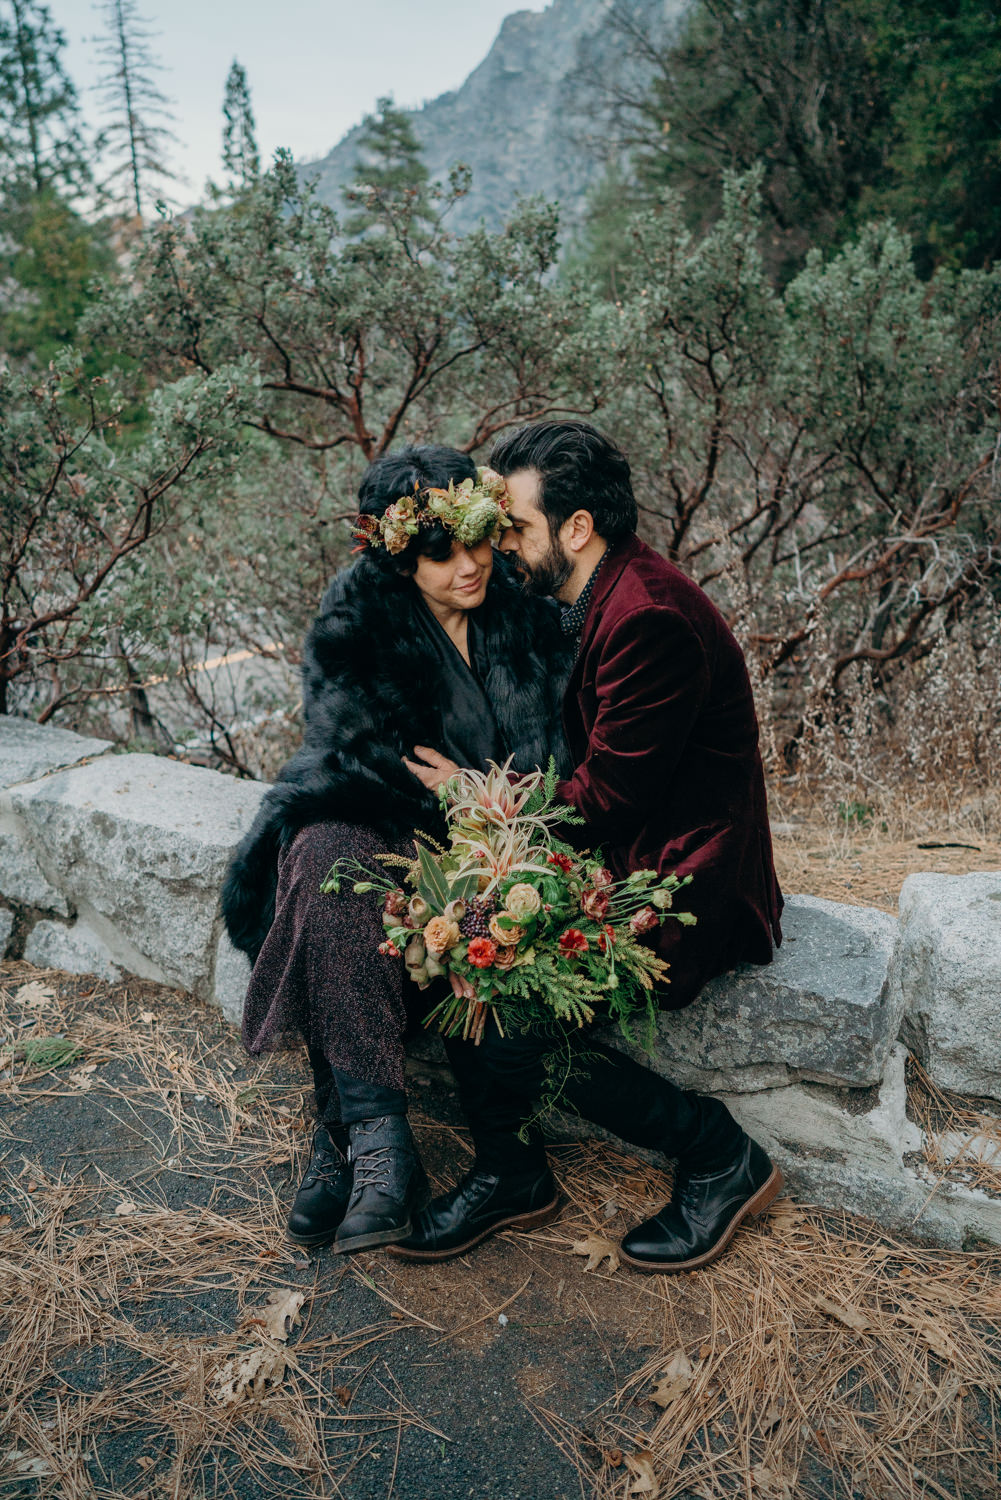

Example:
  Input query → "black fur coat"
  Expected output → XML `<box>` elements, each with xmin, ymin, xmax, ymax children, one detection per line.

<box><xmin>222</xmin><ymin>554</ymin><xmax>572</xmax><ymax>960</ymax></box>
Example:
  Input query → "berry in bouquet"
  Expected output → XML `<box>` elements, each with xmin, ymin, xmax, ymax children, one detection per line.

<box><xmin>321</xmin><ymin>759</ymin><xmax>695</xmax><ymax>1047</ymax></box>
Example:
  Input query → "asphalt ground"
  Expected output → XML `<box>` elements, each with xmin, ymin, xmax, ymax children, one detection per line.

<box><xmin>2</xmin><ymin>961</ymin><xmax>1000</xmax><ymax>1500</ymax></box>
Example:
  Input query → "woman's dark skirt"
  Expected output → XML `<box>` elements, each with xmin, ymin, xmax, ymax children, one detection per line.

<box><xmin>242</xmin><ymin>820</ymin><xmax>426</xmax><ymax>1095</ymax></box>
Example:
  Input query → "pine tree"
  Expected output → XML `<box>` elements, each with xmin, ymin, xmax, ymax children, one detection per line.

<box><xmin>0</xmin><ymin>0</ymin><xmax>89</xmax><ymax>195</ymax></box>
<box><xmin>93</xmin><ymin>0</ymin><xmax>177</xmax><ymax>219</ymax></box>
<box><xmin>343</xmin><ymin>95</ymin><xmax>434</xmax><ymax>238</ymax></box>
<box><xmin>221</xmin><ymin>59</ymin><xmax>260</xmax><ymax>188</ymax></box>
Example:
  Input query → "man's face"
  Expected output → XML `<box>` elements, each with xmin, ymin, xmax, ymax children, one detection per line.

<box><xmin>497</xmin><ymin>468</ymin><xmax>573</xmax><ymax>597</ymax></box>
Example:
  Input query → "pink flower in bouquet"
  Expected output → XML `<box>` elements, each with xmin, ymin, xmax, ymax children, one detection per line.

<box><xmin>547</xmin><ymin>852</ymin><xmax>573</xmax><ymax>874</ymax></box>
<box><xmin>423</xmin><ymin>916</ymin><xmax>461</xmax><ymax>957</ymax></box>
<box><xmin>581</xmin><ymin>887</ymin><xmax>610</xmax><ymax>920</ymax></box>
<box><xmin>590</xmin><ymin>867</ymin><xmax>614</xmax><ymax>889</ymax></box>
<box><xmin>492</xmin><ymin>945</ymin><xmax>517</xmax><ymax>970</ymax></box>
<box><xmin>558</xmin><ymin>928</ymin><xmax>589</xmax><ymax>955</ymax></box>
<box><xmin>379</xmin><ymin>939</ymin><xmax>401</xmax><ymax>957</ymax></box>
<box><xmin>384</xmin><ymin>888</ymin><xmax>407</xmax><ymax>918</ymax></box>
<box><xmin>489</xmin><ymin>912</ymin><xmax>525</xmax><ymax>947</ymax></box>
<box><xmin>629</xmin><ymin>906</ymin><xmax>658</xmax><ymax>936</ymax></box>
<box><xmin>467</xmin><ymin>937</ymin><xmax>498</xmax><ymax>968</ymax></box>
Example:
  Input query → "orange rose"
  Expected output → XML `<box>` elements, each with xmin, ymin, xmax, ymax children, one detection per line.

<box><xmin>423</xmin><ymin>916</ymin><xmax>461</xmax><ymax>957</ymax></box>
<box><xmin>489</xmin><ymin>912</ymin><xmax>524</xmax><ymax>947</ymax></box>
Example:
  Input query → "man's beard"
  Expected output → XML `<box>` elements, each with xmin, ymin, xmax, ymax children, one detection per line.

<box><xmin>513</xmin><ymin>537</ymin><xmax>573</xmax><ymax>598</ymax></box>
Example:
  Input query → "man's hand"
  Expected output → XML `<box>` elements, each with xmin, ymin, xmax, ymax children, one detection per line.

<box><xmin>402</xmin><ymin>745</ymin><xmax>461</xmax><ymax>791</ymax></box>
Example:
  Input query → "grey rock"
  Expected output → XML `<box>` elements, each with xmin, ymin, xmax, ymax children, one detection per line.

<box><xmin>10</xmin><ymin>754</ymin><xmax>267</xmax><ymax>998</ymax></box>
<box><xmin>23</xmin><ymin>918</ymin><xmax>121</xmax><ymax>983</ymax></box>
<box><xmin>616</xmin><ymin>894</ymin><xmax>902</xmax><ymax>1092</ymax></box>
<box><xmin>894</xmin><ymin>871</ymin><xmax>1001</xmax><ymax>1102</ymax></box>
<box><xmin>305</xmin><ymin>0</ymin><xmax>688</xmax><ymax>236</ymax></box>
<box><xmin>0</xmin><ymin>716</ymin><xmax>112</xmax><ymax>789</ymax></box>
<box><xmin>0</xmin><ymin>807</ymin><xmax>71</xmax><ymax>914</ymax></box>
<box><xmin>213</xmin><ymin>931</ymin><xmax>252</xmax><ymax>1027</ymax></box>
<box><xmin>726</xmin><ymin>1047</ymin><xmax>1001</xmax><ymax>1249</ymax></box>
<box><xmin>0</xmin><ymin>907</ymin><xmax>13</xmax><ymax>957</ymax></box>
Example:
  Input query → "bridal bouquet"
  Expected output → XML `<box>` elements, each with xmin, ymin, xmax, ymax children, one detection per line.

<box><xmin>321</xmin><ymin>761</ymin><xmax>695</xmax><ymax>1045</ymax></box>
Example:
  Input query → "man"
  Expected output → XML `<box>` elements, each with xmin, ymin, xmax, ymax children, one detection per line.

<box><xmin>395</xmin><ymin>420</ymin><xmax>784</xmax><ymax>1273</ymax></box>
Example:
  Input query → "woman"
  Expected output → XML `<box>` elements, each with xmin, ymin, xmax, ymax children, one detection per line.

<box><xmin>222</xmin><ymin>444</ymin><xmax>571</xmax><ymax>1255</ymax></box>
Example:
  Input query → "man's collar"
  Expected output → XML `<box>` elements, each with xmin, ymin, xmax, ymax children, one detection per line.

<box><xmin>559</xmin><ymin>547</ymin><xmax>610</xmax><ymax>643</ymax></box>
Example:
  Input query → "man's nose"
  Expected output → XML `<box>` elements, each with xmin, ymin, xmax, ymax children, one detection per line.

<box><xmin>498</xmin><ymin>531</ymin><xmax>515</xmax><ymax>552</ymax></box>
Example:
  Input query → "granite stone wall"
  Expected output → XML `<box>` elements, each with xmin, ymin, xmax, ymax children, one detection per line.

<box><xmin>2</xmin><ymin>717</ymin><xmax>999</xmax><ymax>1248</ymax></box>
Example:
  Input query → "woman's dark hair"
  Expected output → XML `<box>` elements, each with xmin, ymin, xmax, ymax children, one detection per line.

<box><xmin>358</xmin><ymin>444</ymin><xmax>477</xmax><ymax>570</ymax></box>
<box><xmin>489</xmin><ymin>420</ymin><xmax>637</xmax><ymax>544</ymax></box>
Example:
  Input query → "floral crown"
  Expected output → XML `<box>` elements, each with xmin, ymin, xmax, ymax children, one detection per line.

<box><xmin>352</xmin><ymin>467</ymin><xmax>512</xmax><ymax>556</ymax></box>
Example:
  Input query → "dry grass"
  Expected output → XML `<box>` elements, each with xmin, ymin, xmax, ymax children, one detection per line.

<box><xmin>907</xmin><ymin>1057</ymin><xmax>1001</xmax><ymax>1203</ymax></box>
<box><xmin>2</xmin><ymin>962</ymin><xmax>1001</xmax><ymax>1500</ymax></box>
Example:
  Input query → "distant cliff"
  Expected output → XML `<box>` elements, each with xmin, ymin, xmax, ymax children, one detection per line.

<box><xmin>302</xmin><ymin>0</ymin><xmax>689</xmax><ymax>235</ymax></box>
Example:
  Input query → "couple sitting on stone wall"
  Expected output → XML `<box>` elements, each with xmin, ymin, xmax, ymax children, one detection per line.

<box><xmin>222</xmin><ymin>420</ymin><xmax>785</xmax><ymax>1273</ymax></box>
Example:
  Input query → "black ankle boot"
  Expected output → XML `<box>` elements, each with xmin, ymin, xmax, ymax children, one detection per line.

<box><xmin>386</xmin><ymin>1164</ymin><xmax>560</xmax><ymax>1261</ymax></box>
<box><xmin>334</xmin><ymin>1115</ymin><xmax>430</xmax><ymax>1254</ymax></box>
<box><xmin>620</xmin><ymin>1134</ymin><xmax>783</xmax><ymax>1274</ymax></box>
<box><xmin>286</xmin><ymin>1125</ymin><xmax>353</xmax><ymax>1247</ymax></box>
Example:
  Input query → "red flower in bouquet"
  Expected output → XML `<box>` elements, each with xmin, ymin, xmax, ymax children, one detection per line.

<box><xmin>547</xmin><ymin>851</ymin><xmax>573</xmax><ymax>873</ymax></box>
<box><xmin>629</xmin><ymin>906</ymin><xmax>658</xmax><ymax>935</ymax></box>
<box><xmin>581</xmin><ymin>887</ymin><xmax>610</xmax><ymax>919</ymax></box>
<box><xmin>467</xmin><ymin>937</ymin><xmax>498</xmax><ymax>968</ymax></box>
<box><xmin>597</xmin><ymin>924</ymin><xmax>615</xmax><ymax>953</ymax></box>
<box><xmin>378</xmin><ymin>939</ymin><xmax>401</xmax><ymax>957</ymax></box>
<box><xmin>558</xmin><ymin>928</ymin><xmax>589</xmax><ymax>955</ymax></box>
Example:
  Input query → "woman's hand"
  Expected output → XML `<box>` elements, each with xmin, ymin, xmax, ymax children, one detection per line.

<box><xmin>402</xmin><ymin>745</ymin><xmax>461</xmax><ymax>790</ymax></box>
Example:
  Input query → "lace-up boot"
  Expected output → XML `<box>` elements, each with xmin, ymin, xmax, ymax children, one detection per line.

<box><xmin>334</xmin><ymin>1114</ymin><xmax>430</xmax><ymax>1254</ymax></box>
<box><xmin>620</xmin><ymin>1134</ymin><xmax>783</xmax><ymax>1273</ymax></box>
<box><xmin>387</xmin><ymin>1162</ymin><xmax>559</xmax><ymax>1261</ymax></box>
<box><xmin>286</xmin><ymin>1125</ymin><xmax>353</xmax><ymax>1246</ymax></box>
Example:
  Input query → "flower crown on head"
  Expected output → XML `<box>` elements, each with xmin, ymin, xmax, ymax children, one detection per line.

<box><xmin>352</xmin><ymin>467</ymin><xmax>512</xmax><ymax>556</ymax></box>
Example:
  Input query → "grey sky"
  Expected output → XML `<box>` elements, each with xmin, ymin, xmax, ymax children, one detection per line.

<box><xmin>55</xmin><ymin>0</ymin><xmax>550</xmax><ymax>199</ymax></box>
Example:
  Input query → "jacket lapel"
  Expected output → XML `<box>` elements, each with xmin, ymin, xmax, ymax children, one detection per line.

<box><xmin>567</xmin><ymin>534</ymin><xmax>644</xmax><ymax>694</ymax></box>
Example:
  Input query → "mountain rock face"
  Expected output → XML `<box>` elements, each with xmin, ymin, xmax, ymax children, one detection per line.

<box><xmin>303</xmin><ymin>0</ymin><xmax>689</xmax><ymax>235</ymax></box>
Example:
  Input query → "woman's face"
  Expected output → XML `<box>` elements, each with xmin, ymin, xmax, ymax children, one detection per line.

<box><xmin>412</xmin><ymin>538</ymin><xmax>493</xmax><ymax>613</ymax></box>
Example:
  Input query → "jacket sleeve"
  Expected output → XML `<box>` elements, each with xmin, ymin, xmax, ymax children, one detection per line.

<box><xmin>556</xmin><ymin>607</ymin><xmax>710</xmax><ymax>840</ymax></box>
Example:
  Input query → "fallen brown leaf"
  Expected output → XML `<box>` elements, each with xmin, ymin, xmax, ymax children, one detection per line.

<box><xmin>624</xmin><ymin>1449</ymin><xmax>659</xmax><ymax>1497</ymax></box>
<box><xmin>14</xmin><ymin>983</ymin><xmax>56</xmax><ymax>1009</ymax></box>
<box><xmin>814</xmin><ymin>1295</ymin><xmax>870</xmax><ymax>1332</ymax></box>
<box><xmin>213</xmin><ymin>1346</ymin><xmax>288</xmax><ymax>1405</ymax></box>
<box><xmin>649</xmin><ymin>1348</ymin><xmax>695</xmax><ymax>1407</ymax></box>
<box><xmin>253</xmin><ymin>1289</ymin><xmax>305</xmax><ymax>1343</ymax></box>
<box><xmin>572</xmin><ymin>1233</ymin><xmax>620</xmax><ymax>1274</ymax></box>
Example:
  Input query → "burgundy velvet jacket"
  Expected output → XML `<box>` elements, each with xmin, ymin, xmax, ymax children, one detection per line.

<box><xmin>555</xmin><ymin>534</ymin><xmax>783</xmax><ymax>1010</ymax></box>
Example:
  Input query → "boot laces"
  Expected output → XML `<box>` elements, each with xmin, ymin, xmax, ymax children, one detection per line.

<box><xmin>352</xmin><ymin>1145</ymin><xmax>393</xmax><ymax>1191</ymax></box>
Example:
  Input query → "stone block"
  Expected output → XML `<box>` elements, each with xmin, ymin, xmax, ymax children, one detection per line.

<box><xmin>213</xmin><ymin>931</ymin><xmax>252</xmax><ymax>1026</ymax></box>
<box><xmin>725</xmin><ymin>1046</ymin><xmax>1001</xmax><ymax>1250</ymax></box>
<box><xmin>617</xmin><ymin>894</ymin><xmax>901</xmax><ymax>1093</ymax></box>
<box><xmin>23</xmin><ymin>918</ymin><xmax>121</xmax><ymax>983</ymax></box>
<box><xmin>0</xmin><ymin>717</ymin><xmax>112</xmax><ymax>789</ymax></box>
<box><xmin>0</xmin><ymin>907</ymin><xmax>13</xmax><ymax>957</ymax></box>
<box><xmin>0</xmin><ymin>807</ymin><xmax>71</xmax><ymax>914</ymax></box>
<box><xmin>894</xmin><ymin>871</ymin><xmax>1001</xmax><ymax>1102</ymax></box>
<box><xmin>9</xmin><ymin>754</ymin><xmax>266</xmax><ymax>998</ymax></box>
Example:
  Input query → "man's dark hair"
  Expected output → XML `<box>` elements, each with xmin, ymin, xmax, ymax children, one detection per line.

<box><xmin>489</xmin><ymin>421</ymin><xmax>637</xmax><ymax>543</ymax></box>
<box><xmin>357</xmin><ymin>444</ymin><xmax>476</xmax><ymax>569</ymax></box>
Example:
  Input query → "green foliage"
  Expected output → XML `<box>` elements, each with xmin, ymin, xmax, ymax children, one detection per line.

<box><xmin>0</xmin><ymin>185</ymin><xmax>115</xmax><ymax>370</ymax></box>
<box><xmin>221</xmin><ymin>58</ymin><xmax>259</xmax><ymax>189</ymax></box>
<box><xmin>1</xmin><ymin>1035</ymin><xmax>83</xmax><ymax>1069</ymax></box>
<box><xmin>93</xmin><ymin>0</ymin><xmax>178</xmax><ymax>219</ymax></box>
<box><xmin>851</xmin><ymin>0</ymin><xmax>1001</xmax><ymax>272</ymax></box>
<box><xmin>0</xmin><ymin>0</ymin><xmax>90</xmax><ymax>197</ymax></box>
<box><xmin>581</xmin><ymin>0</ymin><xmax>1001</xmax><ymax>282</ymax></box>
<box><xmin>342</xmin><ymin>95</ymin><xmax>439</xmax><ymax>241</ymax></box>
<box><xmin>0</xmin><ymin>350</ymin><xmax>256</xmax><ymax>716</ymax></box>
